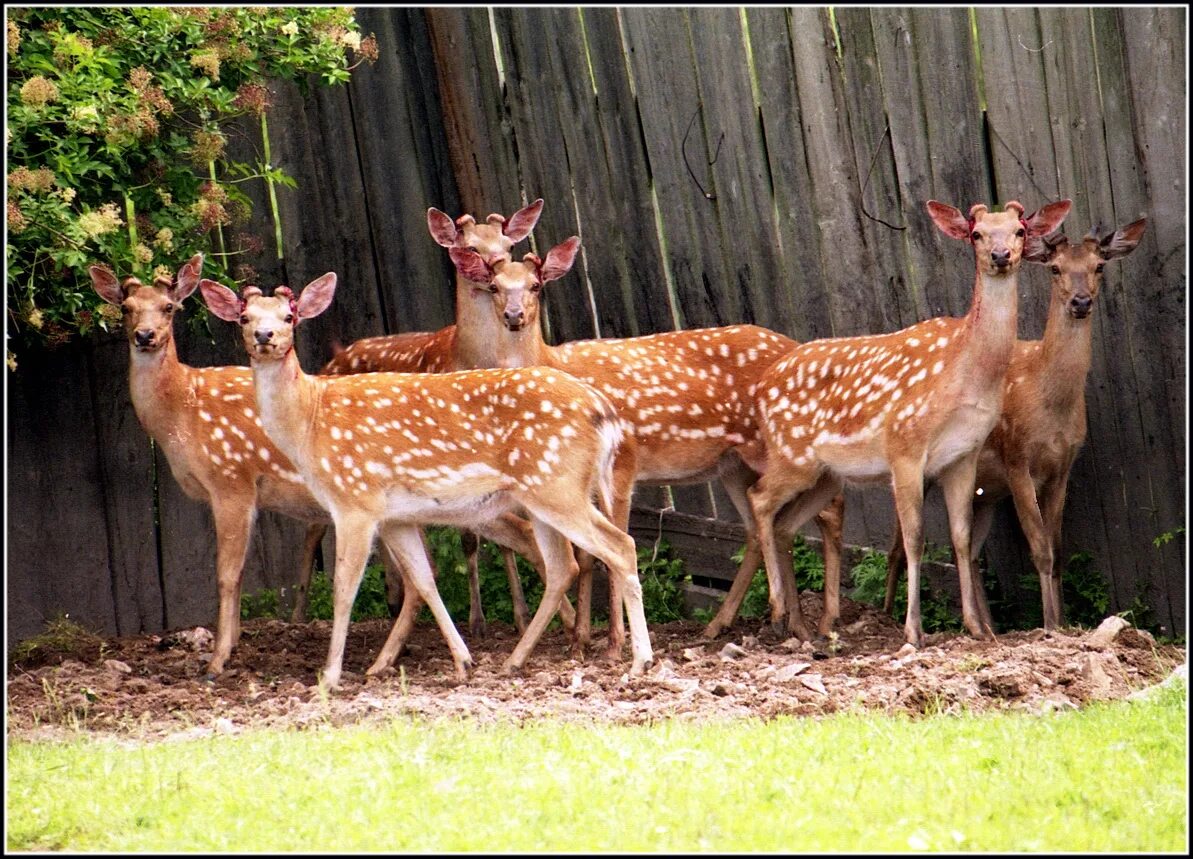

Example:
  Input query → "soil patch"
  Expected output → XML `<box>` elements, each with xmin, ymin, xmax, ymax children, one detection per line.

<box><xmin>7</xmin><ymin>595</ymin><xmax>1184</xmax><ymax>742</ymax></box>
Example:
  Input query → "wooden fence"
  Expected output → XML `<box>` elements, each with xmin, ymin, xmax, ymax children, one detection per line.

<box><xmin>7</xmin><ymin>7</ymin><xmax>1185</xmax><ymax>646</ymax></box>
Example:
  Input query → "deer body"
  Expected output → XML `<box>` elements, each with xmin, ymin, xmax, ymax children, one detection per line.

<box><xmin>201</xmin><ymin>274</ymin><xmax>653</xmax><ymax>689</ymax></box>
<box><xmin>89</xmin><ymin>255</ymin><xmax>337</xmax><ymax>678</ymax></box>
<box><xmin>448</xmin><ymin>240</ymin><xmax>846</xmax><ymax>648</ymax></box>
<box><xmin>884</xmin><ymin>218</ymin><xmax>1146</xmax><ymax>629</ymax></box>
<box><xmin>293</xmin><ymin>202</ymin><xmax>554</xmax><ymax>637</ymax></box>
<box><xmin>745</xmin><ymin>199</ymin><xmax>1072</xmax><ymax>647</ymax></box>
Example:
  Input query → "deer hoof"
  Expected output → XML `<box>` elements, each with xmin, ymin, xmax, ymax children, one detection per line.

<box><xmin>701</xmin><ymin>620</ymin><xmax>726</xmax><ymax>640</ymax></box>
<box><xmin>629</xmin><ymin>657</ymin><xmax>652</xmax><ymax>677</ymax></box>
<box><xmin>499</xmin><ymin>659</ymin><xmax>524</xmax><ymax>677</ymax></box>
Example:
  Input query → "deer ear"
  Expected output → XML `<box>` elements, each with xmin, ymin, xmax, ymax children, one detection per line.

<box><xmin>296</xmin><ymin>273</ymin><xmax>337</xmax><ymax>321</ymax></box>
<box><xmin>89</xmin><ymin>265</ymin><xmax>125</xmax><ymax>305</ymax></box>
<box><xmin>539</xmin><ymin>236</ymin><xmax>581</xmax><ymax>283</ymax></box>
<box><xmin>926</xmin><ymin>201</ymin><xmax>971</xmax><ymax>240</ymax></box>
<box><xmin>448</xmin><ymin>247</ymin><xmax>494</xmax><ymax>285</ymax></box>
<box><xmin>199</xmin><ymin>279</ymin><xmax>243</xmax><ymax>322</ymax></box>
<box><xmin>427</xmin><ymin>208</ymin><xmax>458</xmax><ymax>247</ymax></box>
<box><xmin>1100</xmin><ymin>217</ymin><xmax>1147</xmax><ymax>260</ymax></box>
<box><xmin>1023</xmin><ymin>233</ymin><xmax>1065</xmax><ymax>264</ymax></box>
<box><xmin>503</xmin><ymin>198</ymin><xmax>544</xmax><ymax>243</ymax></box>
<box><xmin>171</xmin><ymin>253</ymin><xmax>204</xmax><ymax>302</ymax></box>
<box><xmin>1024</xmin><ymin>199</ymin><xmax>1072</xmax><ymax>237</ymax></box>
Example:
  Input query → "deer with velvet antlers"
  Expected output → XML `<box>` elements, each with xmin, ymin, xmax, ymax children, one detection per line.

<box><xmin>298</xmin><ymin>200</ymin><xmax>558</xmax><ymax>638</ymax></box>
<box><xmin>200</xmin><ymin>272</ymin><xmax>654</xmax><ymax>689</ymax></box>
<box><xmin>740</xmin><ymin>198</ymin><xmax>1072</xmax><ymax>647</ymax></box>
<box><xmin>446</xmin><ymin>237</ymin><xmax>847</xmax><ymax>652</ymax></box>
<box><xmin>883</xmin><ymin>216</ymin><xmax>1147</xmax><ymax>630</ymax></box>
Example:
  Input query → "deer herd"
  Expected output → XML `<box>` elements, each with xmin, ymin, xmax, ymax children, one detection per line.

<box><xmin>90</xmin><ymin>194</ymin><xmax>1146</xmax><ymax>690</ymax></box>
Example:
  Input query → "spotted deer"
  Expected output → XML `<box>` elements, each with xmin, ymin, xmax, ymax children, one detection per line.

<box><xmin>199</xmin><ymin>273</ymin><xmax>654</xmax><ymax>689</ymax></box>
<box><xmin>295</xmin><ymin>200</ymin><xmax>558</xmax><ymax>639</ymax></box>
<box><xmin>883</xmin><ymin>217</ymin><xmax>1147</xmax><ymax>630</ymax></box>
<box><xmin>742</xmin><ymin>199</ymin><xmax>1072</xmax><ymax>648</ymax></box>
<box><xmin>445</xmin><ymin>239</ymin><xmax>846</xmax><ymax>653</ymax></box>
<box><xmin>87</xmin><ymin>253</ymin><xmax>397</xmax><ymax>678</ymax></box>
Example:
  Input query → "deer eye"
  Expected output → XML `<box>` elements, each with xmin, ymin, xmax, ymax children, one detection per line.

<box><xmin>284</xmin><ymin>314</ymin><xmax>294</xmax><ymax>323</ymax></box>
<box><xmin>970</xmin><ymin>231</ymin><xmax>981</xmax><ymax>242</ymax></box>
<box><xmin>1015</xmin><ymin>227</ymin><xmax>1025</xmax><ymax>237</ymax></box>
<box><xmin>487</xmin><ymin>284</ymin><xmax>498</xmax><ymax>294</ymax></box>
<box><xmin>529</xmin><ymin>283</ymin><xmax>542</xmax><ymax>293</ymax></box>
<box><xmin>239</xmin><ymin>314</ymin><xmax>249</xmax><ymax>325</ymax></box>
<box><xmin>1094</xmin><ymin>263</ymin><xmax>1105</xmax><ymax>274</ymax></box>
<box><xmin>163</xmin><ymin>303</ymin><xmax>174</xmax><ymax>314</ymax></box>
<box><xmin>1050</xmin><ymin>265</ymin><xmax>1061</xmax><ymax>275</ymax></box>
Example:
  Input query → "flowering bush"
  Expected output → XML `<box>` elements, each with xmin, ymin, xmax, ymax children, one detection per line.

<box><xmin>5</xmin><ymin>6</ymin><xmax>378</xmax><ymax>366</ymax></box>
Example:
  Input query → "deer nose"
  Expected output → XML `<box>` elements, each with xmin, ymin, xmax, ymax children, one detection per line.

<box><xmin>254</xmin><ymin>329</ymin><xmax>274</xmax><ymax>345</ymax></box>
<box><xmin>503</xmin><ymin>310</ymin><xmax>524</xmax><ymax>329</ymax></box>
<box><xmin>134</xmin><ymin>329</ymin><xmax>155</xmax><ymax>347</ymax></box>
<box><xmin>990</xmin><ymin>249</ymin><xmax>1011</xmax><ymax>267</ymax></box>
<box><xmin>1070</xmin><ymin>294</ymin><xmax>1092</xmax><ymax>316</ymax></box>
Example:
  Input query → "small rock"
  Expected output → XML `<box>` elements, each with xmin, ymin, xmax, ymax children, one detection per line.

<box><xmin>214</xmin><ymin>717</ymin><xmax>237</xmax><ymax>734</ymax></box>
<box><xmin>896</xmin><ymin>643</ymin><xmax>917</xmax><ymax>658</ymax></box>
<box><xmin>681</xmin><ymin>647</ymin><xmax>704</xmax><ymax>663</ymax></box>
<box><xmin>779</xmin><ymin>637</ymin><xmax>803</xmax><ymax>652</ymax></box>
<box><xmin>799</xmin><ymin>673</ymin><xmax>828</xmax><ymax>695</ymax></box>
<box><xmin>650</xmin><ymin>659</ymin><xmax>677</xmax><ymax>679</ymax></box>
<box><xmin>179</xmin><ymin>627</ymin><xmax>214</xmax><ymax>651</ymax></box>
<box><xmin>124</xmin><ymin>678</ymin><xmax>151</xmax><ymax>693</ymax></box>
<box><xmin>1126</xmin><ymin>664</ymin><xmax>1187</xmax><ymax>702</ymax></box>
<box><xmin>103</xmin><ymin>659</ymin><xmax>132</xmax><ymax>675</ymax></box>
<box><xmin>1084</xmin><ymin>616</ymin><xmax>1131</xmax><ymax>650</ymax></box>
<box><xmin>845</xmin><ymin>619</ymin><xmax>868</xmax><ymax>635</ymax></box>
<box><xmin>773</xmin><ymin>662</ymin><xmax>812</xmax><ymax>683</ymax></box>
<box><xmin>1117</xmin><ymin>627</ymin><xmax>1157</xmax><ymax>650</ymax></box>
<box><xmin>59</xmin><ymin>659</ymin><xmax>86</xmax><ymax>672</ymax></box>
<box><xmin>710</xmin><ymin>681</ymin><xmax>733</xmax><ymax>697</ymax></box>
<box><xmin>719</xmin><ymin>642</ymin><xmax>748</xmax><ymax>661</ymax></box>
<box><xmin>569</xmin><ymin>670</ymin><xmax>584</xmax><ymax>693</ymax></box>
<box><xmin>740</xmin><ymin>635</ymin><xmax>759</xmax><ymax>649</ymax></box>
<box><xmin>1078</xmin><ymin>653</ymin><xmax>1115</xmax><ymax>698</ymax></box>
<box><xmin>1038</xmin><ymin>693</ymin><xmax>1078</xmax><ymax>713</ymax></box>
<box><xmin>799</xmin><ymin>641</ymin><xmax>815</xmax><ymax>654</ymax></box>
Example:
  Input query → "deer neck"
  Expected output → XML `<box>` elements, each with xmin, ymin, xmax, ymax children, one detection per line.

<box><xmin>249</xmin><ymin>345</ymin><xmax>320</xmax><ymax>468</ymax></box>
<box><xmin>493</xmin><ymin>323</ymin><xmax>552</xmax><ymax>369</ymax></box>
<box><xmin>957</xmin><ymin>268</ymin><xmax>1020</xmax><ymax>389</ymax></box>
<box><xmin>451</xmin><ymin>274</ymin><xmax>506</xmax><ymax>368</ymax></box>
<box><xmin>1036</xmin><ymin>294</ymin><xmax>1093</xmax><ymax>410</ymax></box>
<box><xmin>128</xmin><ymin>335</ymin><xmax>189</xmax><ymax>437</ymax></box>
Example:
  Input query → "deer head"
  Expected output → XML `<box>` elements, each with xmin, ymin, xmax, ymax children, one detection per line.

<box><xmin>927</xmin><ymin>199</ymin><xmax>1073</xmax><ymax>276</ymax></box>
<box><xmin>89</xmin><ymin>254</ymin><xmax>203</xmax><ymax>353</ymax></box>
<box><xmin>427</xmin><ymin>198</ymin><xmax>544</xmax><ymax>269</ymax></box>
<box><xmin>200</xmin><ymin>274</ymin><xmax>338</xmax><ymax>360</ymax></box>
<box><xmin>1024</xmin><ymin>218</ymin><xmax>1148</xmax><ymax>319</ymax></box>
<box><xmin>447</xmin><ymin>236</ymin><xmax>581</xmax><ymax>332</ymax></box>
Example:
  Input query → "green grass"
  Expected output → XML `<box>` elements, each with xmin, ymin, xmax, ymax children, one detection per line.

<box><xmin>7</xmin><ymin>682</ymin><xmax>1187</xmax><ymax>852</ymax></box>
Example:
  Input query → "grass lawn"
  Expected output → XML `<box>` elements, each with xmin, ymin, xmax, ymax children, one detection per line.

<box><xmin>7</xmin><ymin>681</ymin><xmax>1187</xmax><ymax>852</ymax></box>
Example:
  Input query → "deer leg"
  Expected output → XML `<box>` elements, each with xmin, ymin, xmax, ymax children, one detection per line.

<box><xmin>1039</xmin><ymin>462</ymin><xmax>1075</xmax><ymax>629</ymax></box>
<box><xmin>206</xmin><ymin>492</ymin><xmax>256</xmax><ymax>677</ymax></box>
<box><xmin>376</xmin><ymin>531</ymin><xmax>407</xmax><ymax>619</ymax></box>
<box><xmin>292</xmin><ymin>523</ymin><xmax>327</xmax><ymax>623</ymax></box>
<box><xmin>772</xmin><ymin>474</ymin><xmax>843</xmax><ymax>638</ymax></box>
<box><xmin>702</xmin><ymin>460</ymin><xmax>763</xmax><ymax>639</ymax></box>
<box><xmin>502</xmin><ymin>548</ymin><xmax>530</xmax><ymax>635</ymax></box>
<box><xmin>601</xmin><ymin>466</ymin><xmax>637</xmax><ymax>663</ymax></box>
<box><xmin>320</xmin><ymin>513</ymin><xmax>378</xmax><ymax>691</ymax></box>
<box><xmin>573</xmin><ymin>550</ymin><xmax>595</xmax><ymax>659</ymax></box>
<box><xmin>461</xmin><ymin>530</ymin><xmax>486</xmax><ymax>640</ymax></box>
<box><xmin>473</xmin><ymin>513</ymin><xmax>573</xmax><ymax>634</ymax></box>
<box><xmin>939</xmin><ymin>453</ymin><xmax>996</xmax><ymax>641</ymax></box>
<box><xmin>503</xmin><ymin>522</ymin><xmax>580</xmax><ymax>675</ymax></box>
<box><xmin>366</xmin><ymin>553</ymin><xmax>425</xmax><ymax>675</ymax></box>
<box><xmin>813</xmin><ymin>492</ymin><xmax>846</xmax><ymax>637</ymax></box>
<box><xmin>378</xmin><ymin>521</ymin><xmax>473</xmax><ymax>681</ymax></box>
<box><xmin>890</xmin><ymin>459</ymin><xmax>927</xmax><ymax>648</ymax></box>
<box><xmin>968</xmin><ymin>500</ymin><xmax>997</xmax><ymax>632</ymax></box>
<box><xmin>747</xmin><ymin>465</ymin><xmax>817</xmax><ymax>641</ymax></box>
<box><xmin>883</xmin><ymin>508</ymin><xmax>907</xmax><ymax>615</ymax></box>
<box><xmin>1003</xmin><ymin>463</ymin><xmax>1058</xmax><ymax>630</ymax></box>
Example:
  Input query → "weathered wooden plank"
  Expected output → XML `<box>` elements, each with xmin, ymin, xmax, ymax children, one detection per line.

<box><xmin>492</xmin><ymin>8</ymin><xmax>596</xmax><ymax>345</ymax></box>
<box><xmin>349</xmin><ymin>7</ymin><xmax>460</xmax><ymax>335</ymax></box>
<box><xmin>7</xmin><ymin>342</ymin><xmax>120</xmax><ymax>644</ymax></box>
<box><xmin>687</xmin><ymin>7</ymin><xmax>795</xmax><ymax>336</ymax></box>
<box><xmin>425</xmin><ymin>8</ymin><xmax>523</xmax><ymax>217</ymax></box>
<box><xmin>832</xmin><ymin>7</ymin><xmax>923</xmax><ymax>334</ymax></box>
<box><xmin>620</xmin><ymin>8</ymin><xmax>736</xmax><ymax>331</ymax></box>
<box><xmin>84</xmin><ymin>335</ymin><xmax>164</xmax><ymax>634</ymax></box>
<box><xmin>577</xmin><ymin>7</ymin><xmax>676</xmax><ymax>338</ymax></box>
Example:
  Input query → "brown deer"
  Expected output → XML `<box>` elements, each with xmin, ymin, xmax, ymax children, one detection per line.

<box><xmin>740</xmin><ymin>199</ymin><xmax>1072</xmax><ymax>647</ymax></box>
<box><xmin>882</xmin><ymin>217</ymin><xmax>1148</xmax><ymax>630</ymax></box>
<box><xmin>445</xmin><ymin>238</ymin><xmax>846</xmax><ymax>653</ymax></box>
<box><xmin>294</xmin><ymin>200</ymin><xmax>558</xmax><ymax>639</ymax></box>
<box><xmin>199</xmin><ymin>273</ymin><xmax>654</xmax><ymax>690</ymax></box>
<box><xmin>88</xmin><ymin>253</ymin><xmax>386</xmax><ymax>678</ymax></box>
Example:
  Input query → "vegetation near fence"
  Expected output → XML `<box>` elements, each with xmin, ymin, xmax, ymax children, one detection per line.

<box><xmin>7</xmin><ymin>7</ymin><xmax>1185</xmax><ymax>645</ymax></box>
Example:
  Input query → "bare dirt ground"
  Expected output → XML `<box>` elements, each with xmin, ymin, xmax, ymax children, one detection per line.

<box><xmin>7</xmin><ymin>594</ymin><xmax>1185</xmax><ymax>743</ymax></box>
